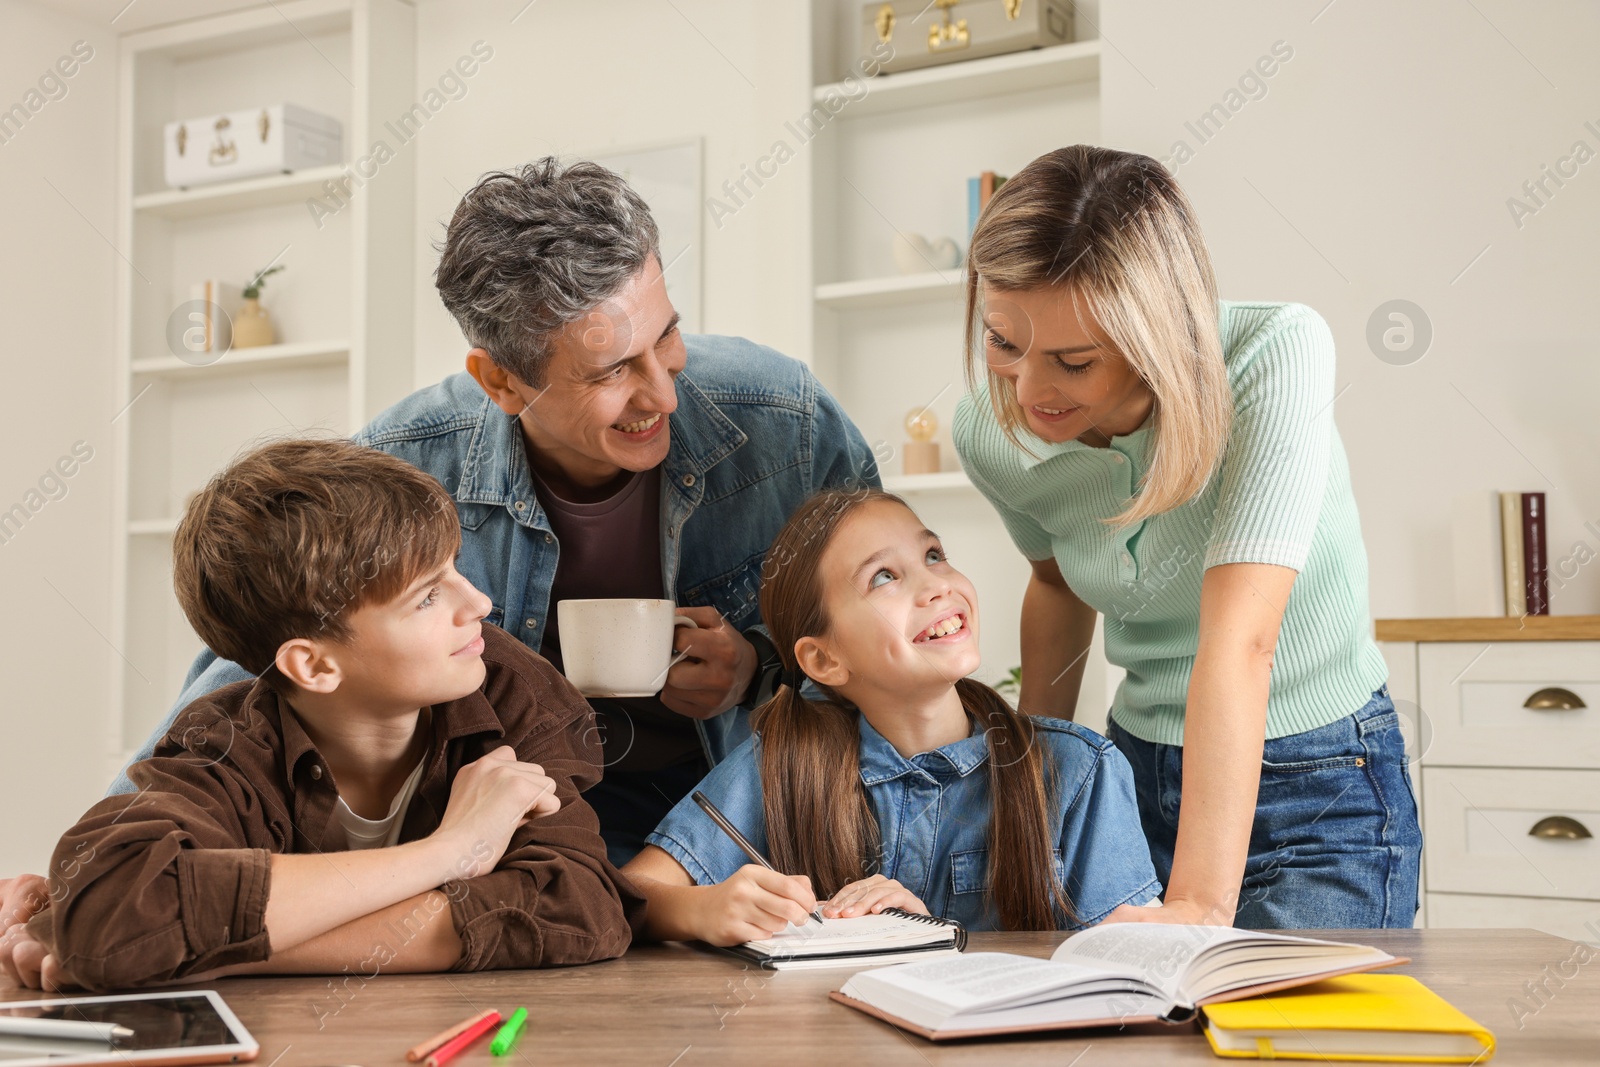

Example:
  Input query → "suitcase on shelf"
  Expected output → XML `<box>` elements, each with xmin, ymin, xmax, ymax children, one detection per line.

<box><xmin>163</xmin><ymin>103</ymin><xmax>342</xmax><ymax>189</ymax></box>
<box><xmin>859</xmin><ymin>0</ymin><xmax>1075</xmax><ymax>76</ymax></box>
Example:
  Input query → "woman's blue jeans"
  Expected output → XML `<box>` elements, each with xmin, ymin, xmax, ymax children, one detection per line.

<box><xmin>1105</xmin><ymin>687</ymin><xmax>1422</xmax><ymax>929</ymax></box>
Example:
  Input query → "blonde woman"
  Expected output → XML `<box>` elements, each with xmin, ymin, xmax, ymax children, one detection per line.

<box><xmin>954</xmin><ymin>145</ymin><xmax>1420</xmax><ymax>929</ymax></box>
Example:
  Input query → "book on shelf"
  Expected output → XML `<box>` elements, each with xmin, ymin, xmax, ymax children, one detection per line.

<box><xmin>829</xmin><ymin>923</ymin><xmax>1404</xmax><ymax>1041</ymax></box>
<box><xmin>966</xmin><ymin>170</ymin><xmax>1008</xmax><ymax>235</ymax></box>
<box><xmin>183</xmin><ymin>279</ymin><xmax>242</xmax><ymax>355</ymax></box>
<box><xmin>723</xmin><ymin>909</ymin><xmax>965</xmax><ymax>971</ymax></box>
<box><xmin>1496</xmin><ymin>490</ymin><xmax>1550</xmax><ymax>617</ymax></box>
<box><xmin>1522</xmin><ymin>490</ymin><xmax>1549</xmax><ymax>615</ymax></box>
<box><xmin>1201</xmin><ymin>973</ymin><xmax>1496</xmax><ymax>1062</ymax></box>
<box><xmin>1500</xmin><ymin>491</ymin><xmax>1525</xmax><ymax>616</ymax></box>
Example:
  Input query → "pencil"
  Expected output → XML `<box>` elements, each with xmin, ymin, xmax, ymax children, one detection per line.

<box><xmin>405</xmin><ymin>1009</ymin><xmax>499</xmax><ymax>1062</ymax></box>
<box><xmin>692</xmin><ymin>790</ymin><xmax>824</xmax><ymax>925</ymax></box>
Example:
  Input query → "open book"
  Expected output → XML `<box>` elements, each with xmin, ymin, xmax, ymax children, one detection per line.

<box><xmin>724</xmin><ymin>909</ymin><xmax>966</xmax><ymax>971</ymax></box>
<box><xmin>830</xmin><ymin>923</ymin><xmax>1405</xmax><ymax>1040</ymax></box>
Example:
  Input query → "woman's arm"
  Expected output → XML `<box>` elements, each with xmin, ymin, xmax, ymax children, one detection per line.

<box><xmin>621</xmin><ymin>846</ymin><xmax>817</xmax><ymax>946</ymax></box>
<box><xmin>1105</xmin><ymin>561</ymin><xmax>1296</xmax><ymax>926</ymax></box>
<box><xmin>1018</xmin><ymin>557</ymin><xmax>1100</xmax><ymax>718</ymax></box>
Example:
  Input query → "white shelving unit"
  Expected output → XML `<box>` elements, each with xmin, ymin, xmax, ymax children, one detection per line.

<box><xmin>107</xmin><ymin>0</ymin><xmax>416</xmax><ymax>777</ymax></box>
<box><xmin>130</xmin><ymin>338</ymin><xmax>350</xmax><ymax>377</ymax></box>
<box><xmin>811</xmin><ymin>37</ymin><xmax>1100</xmax><ymax>118</ymax></box>
<box><xmin>131</xmin><ymin>164</ymin><xmax>348</xmax><ymax>220</ymax></box>
<box><xmin>802</xmin><ymin>1</ymin><xmax>1109</xmax><ymax>705</ymax></box>
<box><xmin>881</xmin><ymin>470</ymin><xmax>974</xmax><ymax>494</ymax></box>
<box><xmin>814</xmin><ymin>270</ymin><xmax>963</xmax><ymax>310</ymax></box>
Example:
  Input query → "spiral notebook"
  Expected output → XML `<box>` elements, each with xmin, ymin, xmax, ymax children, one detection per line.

<box><xmin>722</xmin><ymin>909</ymin><xmax>967</xmax><ymax>971</ymax></box>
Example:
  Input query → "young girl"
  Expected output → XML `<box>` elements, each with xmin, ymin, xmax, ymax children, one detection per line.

<box><xmin>622</xmin><ymin>488</ymin><xmax>1161</xmax><ymax>942</ymax></box>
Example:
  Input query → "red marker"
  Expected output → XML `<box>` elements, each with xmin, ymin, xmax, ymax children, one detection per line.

<box><xmin>424</xmin><ymin>1010</ymin><xmax>503</xmax><ymax>1067</ymax></box>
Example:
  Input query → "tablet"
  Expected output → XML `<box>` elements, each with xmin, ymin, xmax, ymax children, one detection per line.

<box><xmin>0</xmin><ymin>991</ymin><xmax>258</xmax><ymax>1067</ymax></box>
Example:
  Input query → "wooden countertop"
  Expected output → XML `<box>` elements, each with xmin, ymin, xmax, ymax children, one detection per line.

<box><xmin>1375</xmin><ymin>615</ymin><xmax>1600</xmax><ymax>642</ymax></box>
<box><xmin>4</xmin><ymin>929</ymin><xmax>1592</xmax><ymax>1064</ymax></box>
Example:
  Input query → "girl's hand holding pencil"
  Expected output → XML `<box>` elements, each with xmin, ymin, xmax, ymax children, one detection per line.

<box><xmin>695</xmin><ymin>865</ymin><xmax>820</xmax><ymax>945</ymax></box>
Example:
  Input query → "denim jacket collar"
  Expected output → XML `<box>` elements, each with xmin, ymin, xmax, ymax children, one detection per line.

<box><xmin>450</xmin><ymin>371</ymin><xmax>749</xmax><ymax>525</ymax></box>
<box><xmin>856</xmin><ymin>713</ymin><xmax>991</xmax><ymax>786</ymax></box>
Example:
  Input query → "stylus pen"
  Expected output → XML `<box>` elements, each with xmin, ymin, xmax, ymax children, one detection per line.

<box><xmin>691</xmin><ymin>790</ymin><xmax>825</xmax><ymax>925</ymax></box>
<box><xmin>0</xmin><ymin>1018</ymin><xmax>134</xmax><ymax>1042</ymax></box>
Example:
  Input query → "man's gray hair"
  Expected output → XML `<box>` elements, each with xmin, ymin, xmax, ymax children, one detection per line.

<box><xmin>435</xmin><ymin>157</ymin><xmax>661</xmax><ymax>385</ymax></box>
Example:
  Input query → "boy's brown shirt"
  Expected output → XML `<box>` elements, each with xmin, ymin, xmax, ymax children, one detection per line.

<box><xmin>31</xmin><ymin>625</ymin><xmax>645</xmax><ymax>991</ymax></box>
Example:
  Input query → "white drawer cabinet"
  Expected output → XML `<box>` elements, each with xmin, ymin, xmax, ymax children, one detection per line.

<box><xmin>1424</xmin><ymin>893</ymin><xmax>1600</xmax><ymax>945</ymax></box>
<box><xmin>1377</xmin><ymin>617</ymin><xmax>1600</xmax><ymax>940</ymax></box>
<box><xmin>1421</xmin><ymin>767</ymin><xmax>1600</xmax><ymax>900</ymax></box>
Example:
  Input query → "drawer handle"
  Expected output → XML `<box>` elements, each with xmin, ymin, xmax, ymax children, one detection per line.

<box><xmin>1528</xmin><ymin>815</ymin><xmax>1593</xmax><ymax>840</ymax></box>
<box><xmin>1523</xmin><ymin>687</ymin><xmax>1586</xmax><ymax>710</ymax></box>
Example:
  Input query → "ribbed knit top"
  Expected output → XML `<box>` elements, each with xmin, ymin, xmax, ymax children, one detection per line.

<box><xmin>954</xmin><ymin>301</ymin><xmax>1388</xmax><ymax>745</ymax></box>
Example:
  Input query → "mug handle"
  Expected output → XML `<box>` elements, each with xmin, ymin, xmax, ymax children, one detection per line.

<box><xmin>654</xmin><ymin>615</ymin><xmax>702</xmax><ymax>691</ymax></box>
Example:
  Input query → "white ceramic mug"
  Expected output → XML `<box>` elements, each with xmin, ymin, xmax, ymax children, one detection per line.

<box><xmin>556</xmin><ymin>598</ymin><xmax>698</xmax><ymax>698</ymax></box>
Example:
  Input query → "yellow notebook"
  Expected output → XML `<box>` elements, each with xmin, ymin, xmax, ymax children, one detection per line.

<box><xmin>1202</xmin><ymin>975</ymin><xmax>1495</xmax><ymax>1063</ymax></box>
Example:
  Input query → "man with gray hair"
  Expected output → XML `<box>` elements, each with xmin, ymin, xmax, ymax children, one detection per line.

<box><xmin>107</xmin><ymin>157</ymin><xmax>881</xmax><ymax>866</ymax></box>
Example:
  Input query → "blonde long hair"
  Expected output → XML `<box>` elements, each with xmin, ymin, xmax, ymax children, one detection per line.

<box><xmin>965</xmin><ymin>145</ymin><xmax>1232</xmax><ymax>527</ymax></box>
<box><xmin>754</xmin><ymin>488</ymin><xmax>1074</xmax><ymax>930</ymax></box>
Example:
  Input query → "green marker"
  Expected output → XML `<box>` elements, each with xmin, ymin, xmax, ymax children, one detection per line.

<box><xmin>489</xmin><ymin>1007</ymin><xmax>528</xmax><ymax>1057</ymax></box>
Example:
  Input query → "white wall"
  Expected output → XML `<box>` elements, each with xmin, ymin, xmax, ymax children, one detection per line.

<box><xmin>1102</xmin><ymin>0</ymin><xmax>1600</xmax><ymax>619</ymax></box>
<box><xmin>408</xmin><ymin>0</ymin><xmax>813</xmax><ymax>387</ymax></box>
<box><xmin>0</xmin><ymin>1</ymin><xmax>119</xmax><ymax>873</ymax></box>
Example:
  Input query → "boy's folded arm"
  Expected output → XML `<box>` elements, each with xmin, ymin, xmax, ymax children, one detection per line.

<box><xmin>443</xmin><ymin>711</ymin><xmax>647</xmax><ymax>970</ymax></box>
<box><xmin>29</xmin><ymin>759</ymin><xmax>279</xmax><ymax>991</ymax></box>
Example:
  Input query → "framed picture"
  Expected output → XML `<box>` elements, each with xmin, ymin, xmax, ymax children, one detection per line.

<box><xmin>591</xmin><ymin>137</ymin><xmax>703</xmax><ymax>333</ymax></box>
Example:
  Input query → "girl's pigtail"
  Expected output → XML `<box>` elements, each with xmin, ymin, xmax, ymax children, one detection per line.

<box><xmin>958</xmin><ymin>678</ymin><xmax>1077</xmax><ymax>930</ymax></box>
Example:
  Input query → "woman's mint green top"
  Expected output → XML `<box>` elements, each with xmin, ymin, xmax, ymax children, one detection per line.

<box><xmin>954</xmin><ymin>301</ymin><xmax>1388</xmax><ymax>746</ymax></box>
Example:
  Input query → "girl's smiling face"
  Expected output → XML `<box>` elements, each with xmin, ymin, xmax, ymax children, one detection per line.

<box><xmin>796</xmin><ymin>498</ymin><xmax>982</xmax><ymax>703</ymax></box>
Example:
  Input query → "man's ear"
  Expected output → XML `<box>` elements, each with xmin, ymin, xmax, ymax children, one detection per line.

<box><xmin>794</xmin><ymin>635</ymin><xmax>848</xmax><ymax>689</ymax></box>
<box><xmin>275</xmin><ymin>638</ymin><xmax>343</xmax><ymax>695</ymax></box>
<box><xmin>465</xmin><ymin>349</ymin><xmax>538</xmax><ymax>417</ymax></box>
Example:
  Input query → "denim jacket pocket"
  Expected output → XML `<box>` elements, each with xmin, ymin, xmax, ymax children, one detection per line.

<box><xmin>456</xmin><ymin>501</ymin><xmax>498</xmax><ymax>532</ymax></box>
<box><xmin>683</xmin><ymin>549</ymin><xmax>766</xmax><ymax>629</ymax></box>
<box><xmin>951</xmin><ymin>848</ymin><xmax>1066</xmax><ymax>895</ymax></box>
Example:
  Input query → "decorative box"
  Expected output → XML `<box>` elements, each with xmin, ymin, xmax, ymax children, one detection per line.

<box><xmin>163</xmin><ymin>103</ymin><xmax>342</xmax><ymax>189</ymax></box>
<box><xmin>860</xmin><ymin>0</ymin><xmax>1075</xmax><ymax>75</ymax></box>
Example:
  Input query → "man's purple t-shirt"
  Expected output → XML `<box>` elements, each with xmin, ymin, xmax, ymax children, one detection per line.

<box><xmin>532</xmin><ymin>465</ymin><xmax>704</xmax><ymax>772</ymax></box>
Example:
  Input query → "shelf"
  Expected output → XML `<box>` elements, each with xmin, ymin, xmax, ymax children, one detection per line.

<box><xmin>815</xmin><ymin>271</ymin><xmax>965</xmax><ymax>310</ymax></box>
<box><xmin>131</xmin><ymin>339</ymin><xmax>350</xmax><ymax>377</ymax></box>
<box><xmin>1374</xmin><ymin>616</ymin><xmax>1600</xmax><ymax>642</ymax></box>
<box><xmin>133</xmin><ymin>165</ymin><xmax>346</xmax><ymax>220</ymax></box>
<box><xmin>128</xmin><ymin>518</ymin><xmax>180</xmax><ymax>537</ymax></box>
<box><xmin>882</xmin><ymin>471</ymin><xmax>974</xmax><ymax>494</ymax></box>
<box><xmin>816</xmin><ymin>40</ymin><xmax>1100</xmax><ymax>120</ymax></box>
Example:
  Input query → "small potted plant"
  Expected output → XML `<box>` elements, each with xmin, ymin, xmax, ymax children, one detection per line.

<box><xmin>994</xmin><ymin>665</ymin><xmax>1023</xmax><ymax>706</ymax></box>
<box><xmin>232</xmin><ymin>263</ymin><xmax>284</xmax><ymax>348</ymax></box>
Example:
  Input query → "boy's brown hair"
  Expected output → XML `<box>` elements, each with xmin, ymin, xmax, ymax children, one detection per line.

<box><xmin>173</xmin><ymin>437</ymin><xmax>461</xmax><ymax>676</ymax></box>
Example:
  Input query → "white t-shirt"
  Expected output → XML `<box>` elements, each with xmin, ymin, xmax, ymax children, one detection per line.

<box><xmin>334</xmin><ymin>758</ymin><xmax>426</xmax><ymax>850</ymax></box>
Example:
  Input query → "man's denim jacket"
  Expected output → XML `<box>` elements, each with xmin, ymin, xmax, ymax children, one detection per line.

<box><xmin>109</xmin><ymin>334</ymin><xmax>882</xmax><ymax>794</ymax></box>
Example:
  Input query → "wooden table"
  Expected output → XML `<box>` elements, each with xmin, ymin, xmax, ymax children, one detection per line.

<box><xmin>4</xmin><ymin>929</ymin><xmax>1596</xmax><ymax>1064</ymax></box>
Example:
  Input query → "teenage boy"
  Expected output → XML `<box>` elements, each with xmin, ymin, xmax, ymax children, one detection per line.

<box><xmin>0</xmin><ymin>438</ymin><xmax>641</xmax><ymax>992</ymax></box>
<box><xmin>110</xmin><ymin>158</ymin><xmax>882</xmax><ymax>867</ymax></box>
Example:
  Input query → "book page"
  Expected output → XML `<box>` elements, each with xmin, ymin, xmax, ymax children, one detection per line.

<box><xmin>1050</xmin><ymin>924</ymin><xmax>1252</xmax><ymax>1000</ymax></box>
<box><xmin>1054</xmin><ymin>924</ymin><xmax>1392</xmax><ymax>1005</ymax></box>
<box><xmin>844</xmin><ymin>952</ymin><xmax>1138</xmax><ymax>1013</ymax></box>
<box><xmin>742</xmin><ymin>913</ymin><xmax>952</xmax><ymax>956</ymax></box>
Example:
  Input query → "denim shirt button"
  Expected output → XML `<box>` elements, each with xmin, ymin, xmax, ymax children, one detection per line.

<box><xmin>525</xmin><ymin>618</ymin><xmax>537</xmax><ymax>629</ymax></box>
<box><xmin>544</xmin><ymin>533</ymin><xmax>554</xmax><ymax>544</ymax></box>
<box><xmin>514</xmin><ymin>501</ymin><xmax>527</xmax><ymax>511</ymax></box>
<box><xmin>682</xmin><ymin>474</ymin><xmax>696</xmax><ymax>487</ymax></box>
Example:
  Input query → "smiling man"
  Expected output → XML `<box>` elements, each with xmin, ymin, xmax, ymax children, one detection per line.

<box><xmin>106</xmin><ymin>158</ymin><xmax>881</xmax><ymax>866</ymax></box>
